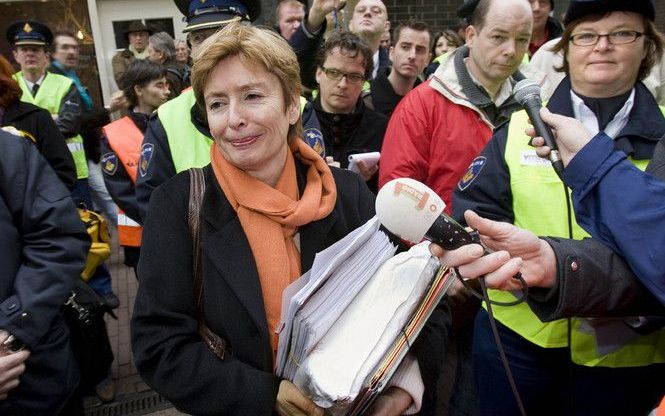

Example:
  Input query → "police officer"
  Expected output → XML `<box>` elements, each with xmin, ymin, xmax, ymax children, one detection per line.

<box><xmin>101</xmin><ymin>60</ymin><xmax>170</xmax><ymax>274</ymax></box>
<box><xmin>135</xmin><ymin>0</ymin><xmax>324</xmax><ymax>221</ymax></box>
<box><xmin>7</xmin><ymin>21</ymin><xmax>88</xmax><ymax>184</ymax></box>
<box><xmin>7</xmin><ymin>20</ymin><xmax>119</xmax><ymax>311</ymax></box>
<box><xmin>0</xmin><ymin>129</ymin><xmax>89</xmax><ymax>416</ymax></box>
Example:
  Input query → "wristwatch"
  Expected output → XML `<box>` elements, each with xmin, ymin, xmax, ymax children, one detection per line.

<box><xmin>1</xmin><ymin>334</ymin><xmax>25</xmax><ymax>354</ymax></box>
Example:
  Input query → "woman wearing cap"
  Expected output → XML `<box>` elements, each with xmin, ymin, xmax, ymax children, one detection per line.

<box><xmin>452</xmin><ymin>0</ymin><xmax>665</xmax><ymax>414</ymax></box>
<box><xmin>131</xmin><ymin>23</ymin><xmax>443</xmax><ymax>415</ymax></box>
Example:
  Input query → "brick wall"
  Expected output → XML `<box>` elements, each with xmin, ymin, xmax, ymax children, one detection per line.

<box><xmin>656</xmin><ymin>5</ymin><xmax>665</xmax><ymax>33</ymax></box>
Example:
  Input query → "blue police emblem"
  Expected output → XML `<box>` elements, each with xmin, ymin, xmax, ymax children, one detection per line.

<box><xmin>458</xmin><ymin>156</ymin><xmax>486</xmax><ymax>191</ymax></box>
<box><xmin>303</xmin><ymin>128</ymin><xmax>326</xmax><ymax>158</ymax></box>
<box><xmin>101</xmin><ymin>152</ymin><xmax>118</xmax><ymax>176</ymax></box>
<box><xmin>139</xmin><ymin>143</ymin><xmax>154</xmax><ymax>178</ymax></box>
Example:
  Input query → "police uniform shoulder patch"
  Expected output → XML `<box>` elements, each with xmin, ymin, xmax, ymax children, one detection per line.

<box><xmin>458</xmin><ymin>156</ymin><xmax>486</xmax><ymax>191</ymax></box>
<box><xmin>303</xmin><ymin>128</ymin><xmax>326</xmax><ymax>158</ymax></box>
<box><xmin>1</xmin><ymin>126</ymin><xmax>36</xmax><ymax>143</ymax></box>
<box><xmin>101</xmin><ymin>152</ymin><xmax>118</xmax><ymax>176</ymax></box>
<box><xmin>139</xmin><ymin>143</ymin><xmax>154</xmax><ymax>178</ymax></box>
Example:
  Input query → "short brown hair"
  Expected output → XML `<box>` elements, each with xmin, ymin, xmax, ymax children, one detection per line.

<box><xmin>315</xmin><ymin>30</ymin><xmax>374</xmax><ymax>79</ymax></box>
<box><xmin>191</xmin><ymin>22</ymin><xmax>303</xmax><ymax>143</ymax></box>
<box><xmin>551</xmin><ymin>13</ymin><xmax>664</xmax><ymax>82</ymax></box>
<box><xmin>393</xmin><ymin>19</ymin><xmax>433</xmax><ymax>51</ymax></box>
<box><xmin>0</xmin><ymin>55</ymin><xmax>21</xmax><ymax>107</ymax></box>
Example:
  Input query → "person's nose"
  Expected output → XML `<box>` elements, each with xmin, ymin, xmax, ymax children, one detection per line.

<box><xmin>227</xmin><ymin>100</ymin><xmax>247</xmax><ymax>129</ymax></box>
<box><xmin>503</xmin><ymin>40</ymin><xmax>517</xmax><ymax>58</ymax></box>
<box><xmin>594</xmin><ymin>35</ymin><xmax>612</xmax><ymax>51</ymax></box>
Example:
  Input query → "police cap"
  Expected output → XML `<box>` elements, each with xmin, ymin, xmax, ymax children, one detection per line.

<box><xmin>174</xmin><ymin>0</ymin><xmax>261</xmax><ymax>33</ymax></box>
<box><xmin>6</xmin><ymin>20</ymin><xmax>53</xmax><ymax>47</ymax></box>
<box><xmin>564</xmin><ymin>0</ymin><xmax>655</xmax><ymax>25</ymax></box>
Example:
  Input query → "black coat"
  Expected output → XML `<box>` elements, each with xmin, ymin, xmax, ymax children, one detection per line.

<box><xmin>0</xmin><ymin>130</ymin><xmax>89</xmax><ymax>415</ymax></box>
<box><xmin>132</xmin><ymin>160</ymin><xmax>448</xmax><ymax>415</ymax></box>
<box><xmin>1</xmin><ymin>100</ymin><xmax>77</xmax><ymax>189</ymax></box>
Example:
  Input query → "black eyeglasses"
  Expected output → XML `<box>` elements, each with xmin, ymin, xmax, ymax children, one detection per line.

<box><xmin>570</xmin><ymin>30</ymin><xmax>644</xmax><ymax>46</ymax></box>
<box><xmin>320</xmin><ymin>67</ymin><xmax>365</xmax><ymax>84</ymax></box>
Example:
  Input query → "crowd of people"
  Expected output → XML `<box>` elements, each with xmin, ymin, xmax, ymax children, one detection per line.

<box><xmin>0</xmin><ymin>0</ymin><xmax>664</xmax><ymax>415</ymax></box>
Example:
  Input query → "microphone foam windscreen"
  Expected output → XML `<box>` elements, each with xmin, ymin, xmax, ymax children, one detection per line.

<box><xmin>513</xmin><ymin>79</ymin><xmax>542</xmax><ymax>106</ymax></box>
<box><xmin>375</xmin><ymin>178</ymin><xmax>446</xmax><ymax>244</ymax></box>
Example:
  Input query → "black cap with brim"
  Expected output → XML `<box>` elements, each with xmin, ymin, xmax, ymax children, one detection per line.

<box><xmin>456</xmin><ymin>0</ymin><xmax>480</xmax><ymax>23</ymax></box>
<box><xmin>565</xmin><ymin>0</ymin><xmax>655</xmax><ymax>25</ymax></box>
<box><xmin>174</xmin><ymin>0</ymin><xmax>261</xmax><ymax>33</ymax></box>
<box><xmin>6</xmin><ymin>20</ymin><xmax>53</xmax><ymax>47</ymax></box>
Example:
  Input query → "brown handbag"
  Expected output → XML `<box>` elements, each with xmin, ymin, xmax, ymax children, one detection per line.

<box><xmin>188</xmin><ymin>168</ymin><xmax>228</xmax><ymax>360</ymax></box>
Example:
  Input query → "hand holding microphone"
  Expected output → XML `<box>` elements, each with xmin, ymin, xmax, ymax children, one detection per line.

<box><xmin>527</xmin><ymin>108</ymin><xmax>595</xmax><ymax>168</ymax></box>
<box><xmin>513</xmin><ymin>80</ymin><xmax>566</xmax><ymax>179</ymax></box>
<box><xmin>375</xmin><ymin>179</ymin><xmax>528</xmax><ymax>298</ymax></box>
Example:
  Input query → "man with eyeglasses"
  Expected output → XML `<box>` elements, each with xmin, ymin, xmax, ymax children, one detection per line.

<box><xmin>290</xmin><ymin>0</ymin><xmax>391</xmax><ymax>90</ymax></box>
<box><xmin>313</xmin><ymin>30</ymin><xmax>388</xmax><ymax>191</ymax></box>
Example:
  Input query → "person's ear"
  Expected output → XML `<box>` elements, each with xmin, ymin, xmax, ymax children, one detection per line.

<box><xmin>465</xmin><ymin>25</ymin><xmax>477</xmax><ymax>47</ymax></box>
<box><xmin>287</xmin><ymin>96</ymin><xmax>300</xmax><ymax>125</ymax></box>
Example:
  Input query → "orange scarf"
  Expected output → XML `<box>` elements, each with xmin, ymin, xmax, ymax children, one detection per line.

<box><xmin>210</xmin><ymin>138</ymin><xmax>337</xmax><ymax>356</ymax></box>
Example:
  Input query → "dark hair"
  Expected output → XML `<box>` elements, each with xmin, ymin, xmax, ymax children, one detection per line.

<box><xmin>52</xmin><ymin>30</ymin><xmax>77</xmax><ymax>52</ymax></box>
<box><xmin>120</xmin><ymin>60</ymin><xmax>167</xmax><ymax>107</ymax></box>
<box><xmin>470</xmin><ymin>0</ymin><xmax>493</xmax><ymax>30</ymax></box>
<box><xmin>393</xmin><ymin>19</ymin><xmax>433</xmax><ymax>51</ymax></box>
<box><xmin>315</xmin><ymin>30</ymin><xmax>373</xmax><ymax>79</ymax></box>
<box><xmin>431</xmin><ymin>29</ymin><xmax>464</xmax><ymax>55</ymax></box>
<box><xmin>550</xmin><ymin>13</ymin><xmax>664</xmax><ymax>82</ymax></box>
<box><xmin>0</xmin><ymin>55</ymin><xmax>21</xmax><ymax>107</ymax></box>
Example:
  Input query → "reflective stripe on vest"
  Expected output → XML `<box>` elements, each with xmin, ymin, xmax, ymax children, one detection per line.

<box><xmin>158</xmin><ymin>89</ymin><xmax>213</xmax><ymax>173</ymax></box>
<box><xmin>117</xmin><ymin>211</ymin><xmax>142</xmax><ymax>247</ymax></box>
<box><xmin>103</xmin><ymin>116</ymin><xmax>145</xmax><ymax>247</ymax></box>
<box><xmin>14</xmin><ymin>72</ymin><xmax>89</xmax><ymax>179</ymax></box>
<box><xmin>496</xmin><ymin>109</ymin><xmax>665</xmax><ymax>368</ymax></box>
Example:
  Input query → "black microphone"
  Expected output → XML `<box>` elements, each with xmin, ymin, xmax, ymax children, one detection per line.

<box><xmin>513</xmin><ymin>79</ymin><xmax>565</xmax><ymax>179</ymax></box>
<box><xmin>375</xmin><ymin>178</ymin><xmax>480</xmax><ymax>250</ymax></box>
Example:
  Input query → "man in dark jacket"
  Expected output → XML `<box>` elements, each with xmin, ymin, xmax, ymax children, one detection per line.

<box><xmin>313</xmin><ymin>31</ymin><xmax>387</xmax><ymax>192</ymax></box>
<box><xmin>0</xmin><ymin>129</ymin><xmax>89</xmax><ymax>415</ymax></box>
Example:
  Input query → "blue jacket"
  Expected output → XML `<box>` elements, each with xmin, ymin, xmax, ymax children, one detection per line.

<box><xmin>0</xmin><ymin>130</ymin><xmax>89</xmax><ymax>415</ymax></box>
<box><xmin>564</xmin><ymin>133</ymin><xmax>665</xmax><ymax>305</ymax></box>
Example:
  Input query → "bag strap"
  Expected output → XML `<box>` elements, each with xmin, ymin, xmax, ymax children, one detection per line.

<box><xmin>188</xmin><ymin>167</ymin><xmax>227</xmax><ymax>360</ymax></box>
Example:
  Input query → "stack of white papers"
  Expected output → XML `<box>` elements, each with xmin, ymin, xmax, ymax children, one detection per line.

<box><xmin>276</xmin><ymin>217</ymin><xmax>397</xmax><ymax>379</ymax></box>
<box><xmin>275</xmin><ymin>216</ymin><xmax>455</xmax><ymax>414</ymax></box>
<box><xmin>294</xmin><ymin>243</ymin><xmax>439</xmax><ymax>412</ymax></box>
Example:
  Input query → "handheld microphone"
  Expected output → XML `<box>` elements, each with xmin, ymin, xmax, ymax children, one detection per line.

<box><xmin>376</xmin><ymin>178</ymin><xmax>528</xmax><ymax>307</ymax></box>
<box><xmin>375</xmin><ymin>178</ymin><xmax>478</xmax><ymax>250</ymax></box>
<box><xmin>513</xmin><ymin>79</ymin><xmax>565</xmax><ymax>180</ymax></box>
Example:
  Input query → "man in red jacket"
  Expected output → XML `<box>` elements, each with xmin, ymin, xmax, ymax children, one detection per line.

<box><xmin>379</xmin><ymin>0</ymin><xmax>549</xmax><ymax>212</ymax></box>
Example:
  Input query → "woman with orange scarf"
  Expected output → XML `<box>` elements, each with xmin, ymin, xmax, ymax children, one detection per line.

<box><xmin>131</xmin><ymin>23</ymin><xmax>444</xmax><ymax>415</ymax></box>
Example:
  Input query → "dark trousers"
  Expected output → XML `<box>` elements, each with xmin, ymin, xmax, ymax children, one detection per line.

<box><xmin>473</xmin><ymin>309</ymin><xmax>665</xmax><ymax>416</ymax></box>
